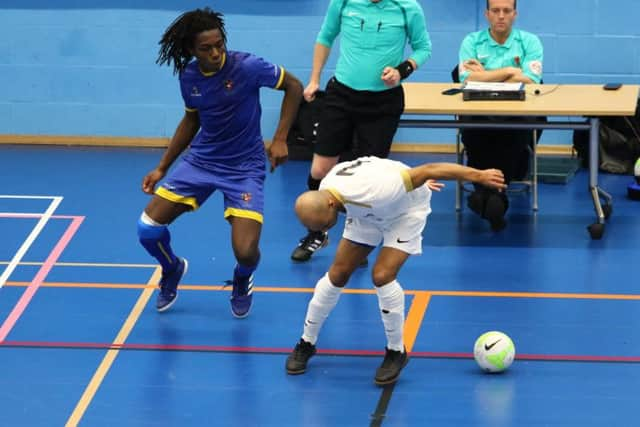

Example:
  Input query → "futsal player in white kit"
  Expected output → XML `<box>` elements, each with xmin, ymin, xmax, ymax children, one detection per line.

<box><xmin>285</xmin><ymin>156</ymin><xmax>506</xmax><ymax>385</ymax></box>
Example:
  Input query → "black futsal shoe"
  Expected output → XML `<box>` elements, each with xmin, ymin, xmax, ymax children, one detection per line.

<box><xmin>291</xmin><ymin>230</ymin><xmax>329</xmax><ymax>262</ymax></box>
<box><xmin>374</xmin><ymin>347</ymin><xmax>409</xmax><ymax>386</ymax></box>
<box><xmin>286</xmin><ymin>339</ymin><xmax>317</xmax><ymax>375</ymax></box>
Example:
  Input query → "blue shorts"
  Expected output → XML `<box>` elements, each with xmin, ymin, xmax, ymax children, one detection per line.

<box><xmin>155</xmin><ymin>159</ymin><xmax>265</xmax><ymax>223</ymax></box>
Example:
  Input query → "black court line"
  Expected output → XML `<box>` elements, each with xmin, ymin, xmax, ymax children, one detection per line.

<box><xmin>2</xmin><ymin>341</ymin><xmax>640</xmax><ymax>364</ymax></box>
<box><xmin>370</xmin><ymin>383</ymin><xmax>396</xmax><ymax>427</ymax></box>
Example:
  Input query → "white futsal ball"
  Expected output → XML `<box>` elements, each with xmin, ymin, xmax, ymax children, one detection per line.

<box><xmin>473</xmin><ymin>331</ymin><xmax>516</xmax><ymax>373</ymax></box>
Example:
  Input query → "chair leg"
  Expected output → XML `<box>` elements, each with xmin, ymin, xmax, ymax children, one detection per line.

<box><xmin>532</xmin><ymin>130</ymin><xmax>538</xmax><ymax>211</ymax></box>
<box><xmin>455</xmin><ymin>128</ymin><xmax>463</xmax><ymax>212</ymax></box>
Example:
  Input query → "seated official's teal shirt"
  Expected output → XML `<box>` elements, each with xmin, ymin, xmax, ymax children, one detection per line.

<box><xmin>317</xmin><ymin>0</ymin><xmax>432</xmax><ymax>92</ymax></box>
<box><xmin>458</xmin><ymin>28</ymin><xmax>543</xmax><ymax>83</ymax></box>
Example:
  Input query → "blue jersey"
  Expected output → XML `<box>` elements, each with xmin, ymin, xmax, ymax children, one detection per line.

<box><xmin>179</xmin><ymin>51</ymin><xmax>285</xmax><ymax>172</ymax></box>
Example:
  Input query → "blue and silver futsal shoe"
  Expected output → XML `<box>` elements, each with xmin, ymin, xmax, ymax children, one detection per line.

<box><xmin>230</xmin><ymin>273</ymin><xmax>254</xmax><ymax>318</ymax></box>
<box><xmin>156</xmin><ymin>257</ymin><xmax>188</xmax><ymax>312</ymax></box>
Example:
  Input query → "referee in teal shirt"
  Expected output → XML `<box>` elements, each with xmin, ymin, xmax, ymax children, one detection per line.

<box><xmin>291</xmin><ymin>0</ymin><xmax>432</xmax><ymax>263</ymax></box>
<box><xmin>456</xmin><ymin>0</ymin><xmax>544</xmax><ymax>232</ymax></box>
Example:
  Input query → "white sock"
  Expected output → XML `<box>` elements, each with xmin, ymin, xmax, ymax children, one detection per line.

<box><xmin>301</xmin><ymin>273</ymin><xmax>342</xmax><ymax>345</ymax></box>
<box><xmin>140</xmin><ymin>211</ymin><xmax>164</xmax><ymax>226</ymax></box>
<box><xmin>376</xmin><ymin>280</ymin><xmax>405</xmax><ymax>352</ymax></box>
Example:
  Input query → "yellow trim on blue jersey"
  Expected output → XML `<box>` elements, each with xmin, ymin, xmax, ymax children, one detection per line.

<box><xmin>155</xmin><ymin>187</ymin><xmax>199</xmax><ymax>210</ymax></box>
<box><xmin>185</xmin><ymin>107</ymin><xmax>198</xmax><ymax>112</ymax></box>
<box><xmin>400</xmin><ymin>170</ymin><xmax>414</xmax><ymax>192</ymax></box>
<box><xmin>199</xmin><ymin>51</ymin><xmax>227</xmax><ymax>77</ymax></box>
<box><xmin>224</xmin><ymin>208</ymin><xmax>263</xmax><ymax>223</ymax></box>
<box><xmin>274</xmin><ymin>66</ymin><xmax>286</xmax><ymax>89</ymax></box>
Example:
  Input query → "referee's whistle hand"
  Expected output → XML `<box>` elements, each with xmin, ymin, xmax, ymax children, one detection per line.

<box><xmin>381</xmin><ymin>67</ymin><xmax>400</xmax><ymax>87</ymax></box>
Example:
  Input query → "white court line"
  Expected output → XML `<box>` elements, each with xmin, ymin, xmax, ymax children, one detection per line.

<box><xmin>0</xmin><ymin>212</ymin><xmax>49</xmax><ymax>218</ymax></box>
<box><xmin>0</xmin><ymin>195</ymin><xmax>62</xmax><ymax>199</ymax></box>
<box><xmin>0</xmin><ymin>196</ymin><xmax>63</xmax><ymax>288</ymax></box>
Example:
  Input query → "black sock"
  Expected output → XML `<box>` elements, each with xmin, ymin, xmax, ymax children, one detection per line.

<box><xmin>307</xmin><ymin>174</ymin><xmax>321</xmax><ymax>191</ymax></box>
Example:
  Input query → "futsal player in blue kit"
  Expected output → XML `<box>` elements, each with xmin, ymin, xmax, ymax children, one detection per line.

<box><xmin>137</xmin><ymin>8</ymin><xmax>303</xmax><ymax>317</ymax></box>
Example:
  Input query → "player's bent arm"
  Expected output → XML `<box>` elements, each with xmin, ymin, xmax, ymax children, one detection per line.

<box><xmin>156</xmin><ymin>111</ymin><xmax>200</xmax><ymax>172</ymax></box>
<box><xmin>267</xmin><ymin>71</ymin><xmax>303</xmax><ymax>170</ymax></box>
<box><xmin>308</xmin><ymin>43</ymin><xmax>331</xmax><ymax>89</ymax></box>
<box><xmin>272</xmin><ymin>71</ymin><xmax>303</xmax><ymax>145</ymax></box>
<box><xmin>408</xmin><ymin>163</ymin><xmax>506</xmax><ymax>191</ymax></box>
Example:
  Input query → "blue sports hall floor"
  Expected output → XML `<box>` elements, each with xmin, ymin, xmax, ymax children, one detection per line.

<box><xmin>1</xmin><ymin>145</ymin><xmax>639</xmax><ymax>427</ymax></box>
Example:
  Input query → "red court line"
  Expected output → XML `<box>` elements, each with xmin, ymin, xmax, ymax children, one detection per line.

<box><xmin>0</xmin><ymin>216</ymin><xmax>84</xmax><ymax>342</ymax></box>
<box><xmin>2</xmin><ymin>340</ymin><xmax>639</xmax><ymax>363</ymax></box>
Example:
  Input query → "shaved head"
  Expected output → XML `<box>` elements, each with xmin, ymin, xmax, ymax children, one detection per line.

<box><xmin>294</xmin><ymin>191</ymin><xmax>338</xmax><ymax>232</ymax></box>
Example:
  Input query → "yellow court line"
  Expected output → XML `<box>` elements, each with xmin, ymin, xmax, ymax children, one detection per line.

<box><xmin>6</xmin><ymin>281</ymin><xmax>640</xmax><ymax>301</ymax></box>
<box><xmin>65</xmin><ymin>267</ymin><xmax>161</xmax><ymax>427</ymax></box>
<box><xmin>403</xmin><ymin>291</ymin><xmax>431</xmax><ymax>353</ymax></box>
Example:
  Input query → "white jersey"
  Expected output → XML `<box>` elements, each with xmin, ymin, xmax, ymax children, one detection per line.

<box><xmin>320</xmin><ymin>157</ymin><xmax>432</xmax><ymax>224</ymax></box>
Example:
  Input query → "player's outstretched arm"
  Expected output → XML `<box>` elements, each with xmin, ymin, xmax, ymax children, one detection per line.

<box><xmin>407</xmin><ymin>163</ymin><xmax>506</xmax><ymax>192</ymax></box>
<box><xmin>141</xmin><ymin>111</ymin><xmax>199</xmax><ymax>194</ymax></box>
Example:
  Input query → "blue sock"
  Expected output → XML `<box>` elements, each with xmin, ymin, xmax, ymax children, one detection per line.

<box><xmin>137</xmin><ymin>218</ymin><xmax>179</xmax><ymax>272</ymax></box>
<box><xmin>234</xmin><ymin>261</ymin><xmax>258</xmax><ymax>280</ymax></box>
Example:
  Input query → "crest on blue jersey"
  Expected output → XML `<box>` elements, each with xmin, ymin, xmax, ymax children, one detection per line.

<box><xmin>191</xmin><ymin>86</ymin><xmax>202</xmax><ymax>97</ymax></box>
<box><xmin>224</xmin><ymin>79</ymin><xmax>234</xmax><ymax>91</ymax></box>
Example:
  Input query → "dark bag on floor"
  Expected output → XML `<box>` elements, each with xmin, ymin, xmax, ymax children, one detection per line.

<box><xmin>285</xmin><ymin>90</ymin><xmax>359</xmax><ymax>162</ymax></box>
<box><xmin>286</xmin><ymin>92</ymin><xmax>325</xmax><ymax>161</ymax></box>
<box><xmin>573</xmin><ymin>99</ymin><xmax>640</xmax><ymax>174</ymax></box>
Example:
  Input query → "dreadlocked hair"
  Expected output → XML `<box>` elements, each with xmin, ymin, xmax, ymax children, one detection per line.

<box><xmin>156</xmin><ymin>7</ymin><xmax>227</xmax><ymax>75</ymax></box>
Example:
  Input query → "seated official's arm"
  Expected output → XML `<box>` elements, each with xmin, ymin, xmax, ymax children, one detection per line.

<box><xmin>462</xmin><ymin>59</ymin><xmax>526</xmax><ymax>83</ymax></box>
<box><xmin>504</xmin><ymin>67</ymin><xmax>535</xmax><ymax>84</ymax></box>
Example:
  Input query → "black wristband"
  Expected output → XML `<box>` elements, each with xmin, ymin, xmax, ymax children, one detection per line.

<box><xmin>395</xmin><ymin>60</ymin><xmax>415</xmax><ymax>80</ymax></box>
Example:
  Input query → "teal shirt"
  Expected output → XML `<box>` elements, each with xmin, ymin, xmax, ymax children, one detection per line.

<box><xmin>317</xmin><ymin>0</ymin><xmax>432</xmax><ymax>91</ymax></box>
<box><xmin>458</xmin><ymin>28</ymin><xmax>543</xmax><ymax>83</ymax></box>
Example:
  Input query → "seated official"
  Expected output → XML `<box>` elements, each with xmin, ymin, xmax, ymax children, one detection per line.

<box><xmin>458</xmin><ymin>0</ymin><xmax>543</xmax><ymax>231</ymax></box>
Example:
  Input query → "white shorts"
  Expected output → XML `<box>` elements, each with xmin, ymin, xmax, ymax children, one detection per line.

<box><xmin>342</xmin><ymin>188</ymin><xmax>430</xmax><ymax>255</ymax></box>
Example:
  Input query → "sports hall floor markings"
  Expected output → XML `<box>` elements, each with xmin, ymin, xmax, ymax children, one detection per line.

<box><xmin>64</xmin><ymin>266</ymin><xmax>161</xmax><ymax>427</ymax></box>
<box><xmin>4</xmin><ymin>262</ymin><xmax>640</xmax><ymax>425</ymax></box>
<box><xmin>0</xmin><ymin>195</ymin><xmax>64</xmax><ymax>288</ymax></box>
<box><xmin>4</xmin><ymin>273</ymin><xmax>640</xmax><ymax>363</ymax></box>
<box><xmin>0</xmin><ymin>212</ymin><xmax>84</xmax><ymax>341</ymax></box>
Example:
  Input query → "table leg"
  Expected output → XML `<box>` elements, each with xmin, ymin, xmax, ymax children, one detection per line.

<box><xmin>587</xmin><ymin>117</ymin><xmax>613</xmax><ymax>239</ymax></box>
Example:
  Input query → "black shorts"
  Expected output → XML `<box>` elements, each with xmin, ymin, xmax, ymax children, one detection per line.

<box><xmin>461</xmin><ymin>115</ymin><xmax>546</xmax><ymax>183</ymax></box>
<box><xmin>314</xmin><ymin>78</ymin><xmax>404</xmax><ymax>158</ymax></box>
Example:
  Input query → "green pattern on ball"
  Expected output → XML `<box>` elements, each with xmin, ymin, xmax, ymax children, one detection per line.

<box><xmin>486</xmin><ymin>342</ymin><xmax>514</xmax><ymax>371</ymax></box>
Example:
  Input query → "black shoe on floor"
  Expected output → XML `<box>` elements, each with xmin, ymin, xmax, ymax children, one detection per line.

<box><xmin>286</xmin><ymin>339</ymin><xmax>317</xmax><ymax>375</ymax></box>
<box><xmin>484</xmin><ymin>192</ymin><xmax>507</xmax><ymax>232</ymax></box>
<box><xmin>374</xmin><ymin>347</ymin><xmax>409</xmax><ymax>386</ymax></box>
<box><xmin>291</xmin><ymin>231</ymin><xmax>329</xmax><ymax>262</ymax></box>
<box><xmin>467</xmin><ymin>190</ymin><xmax>485</xmax><ymax>217</ymax></box>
